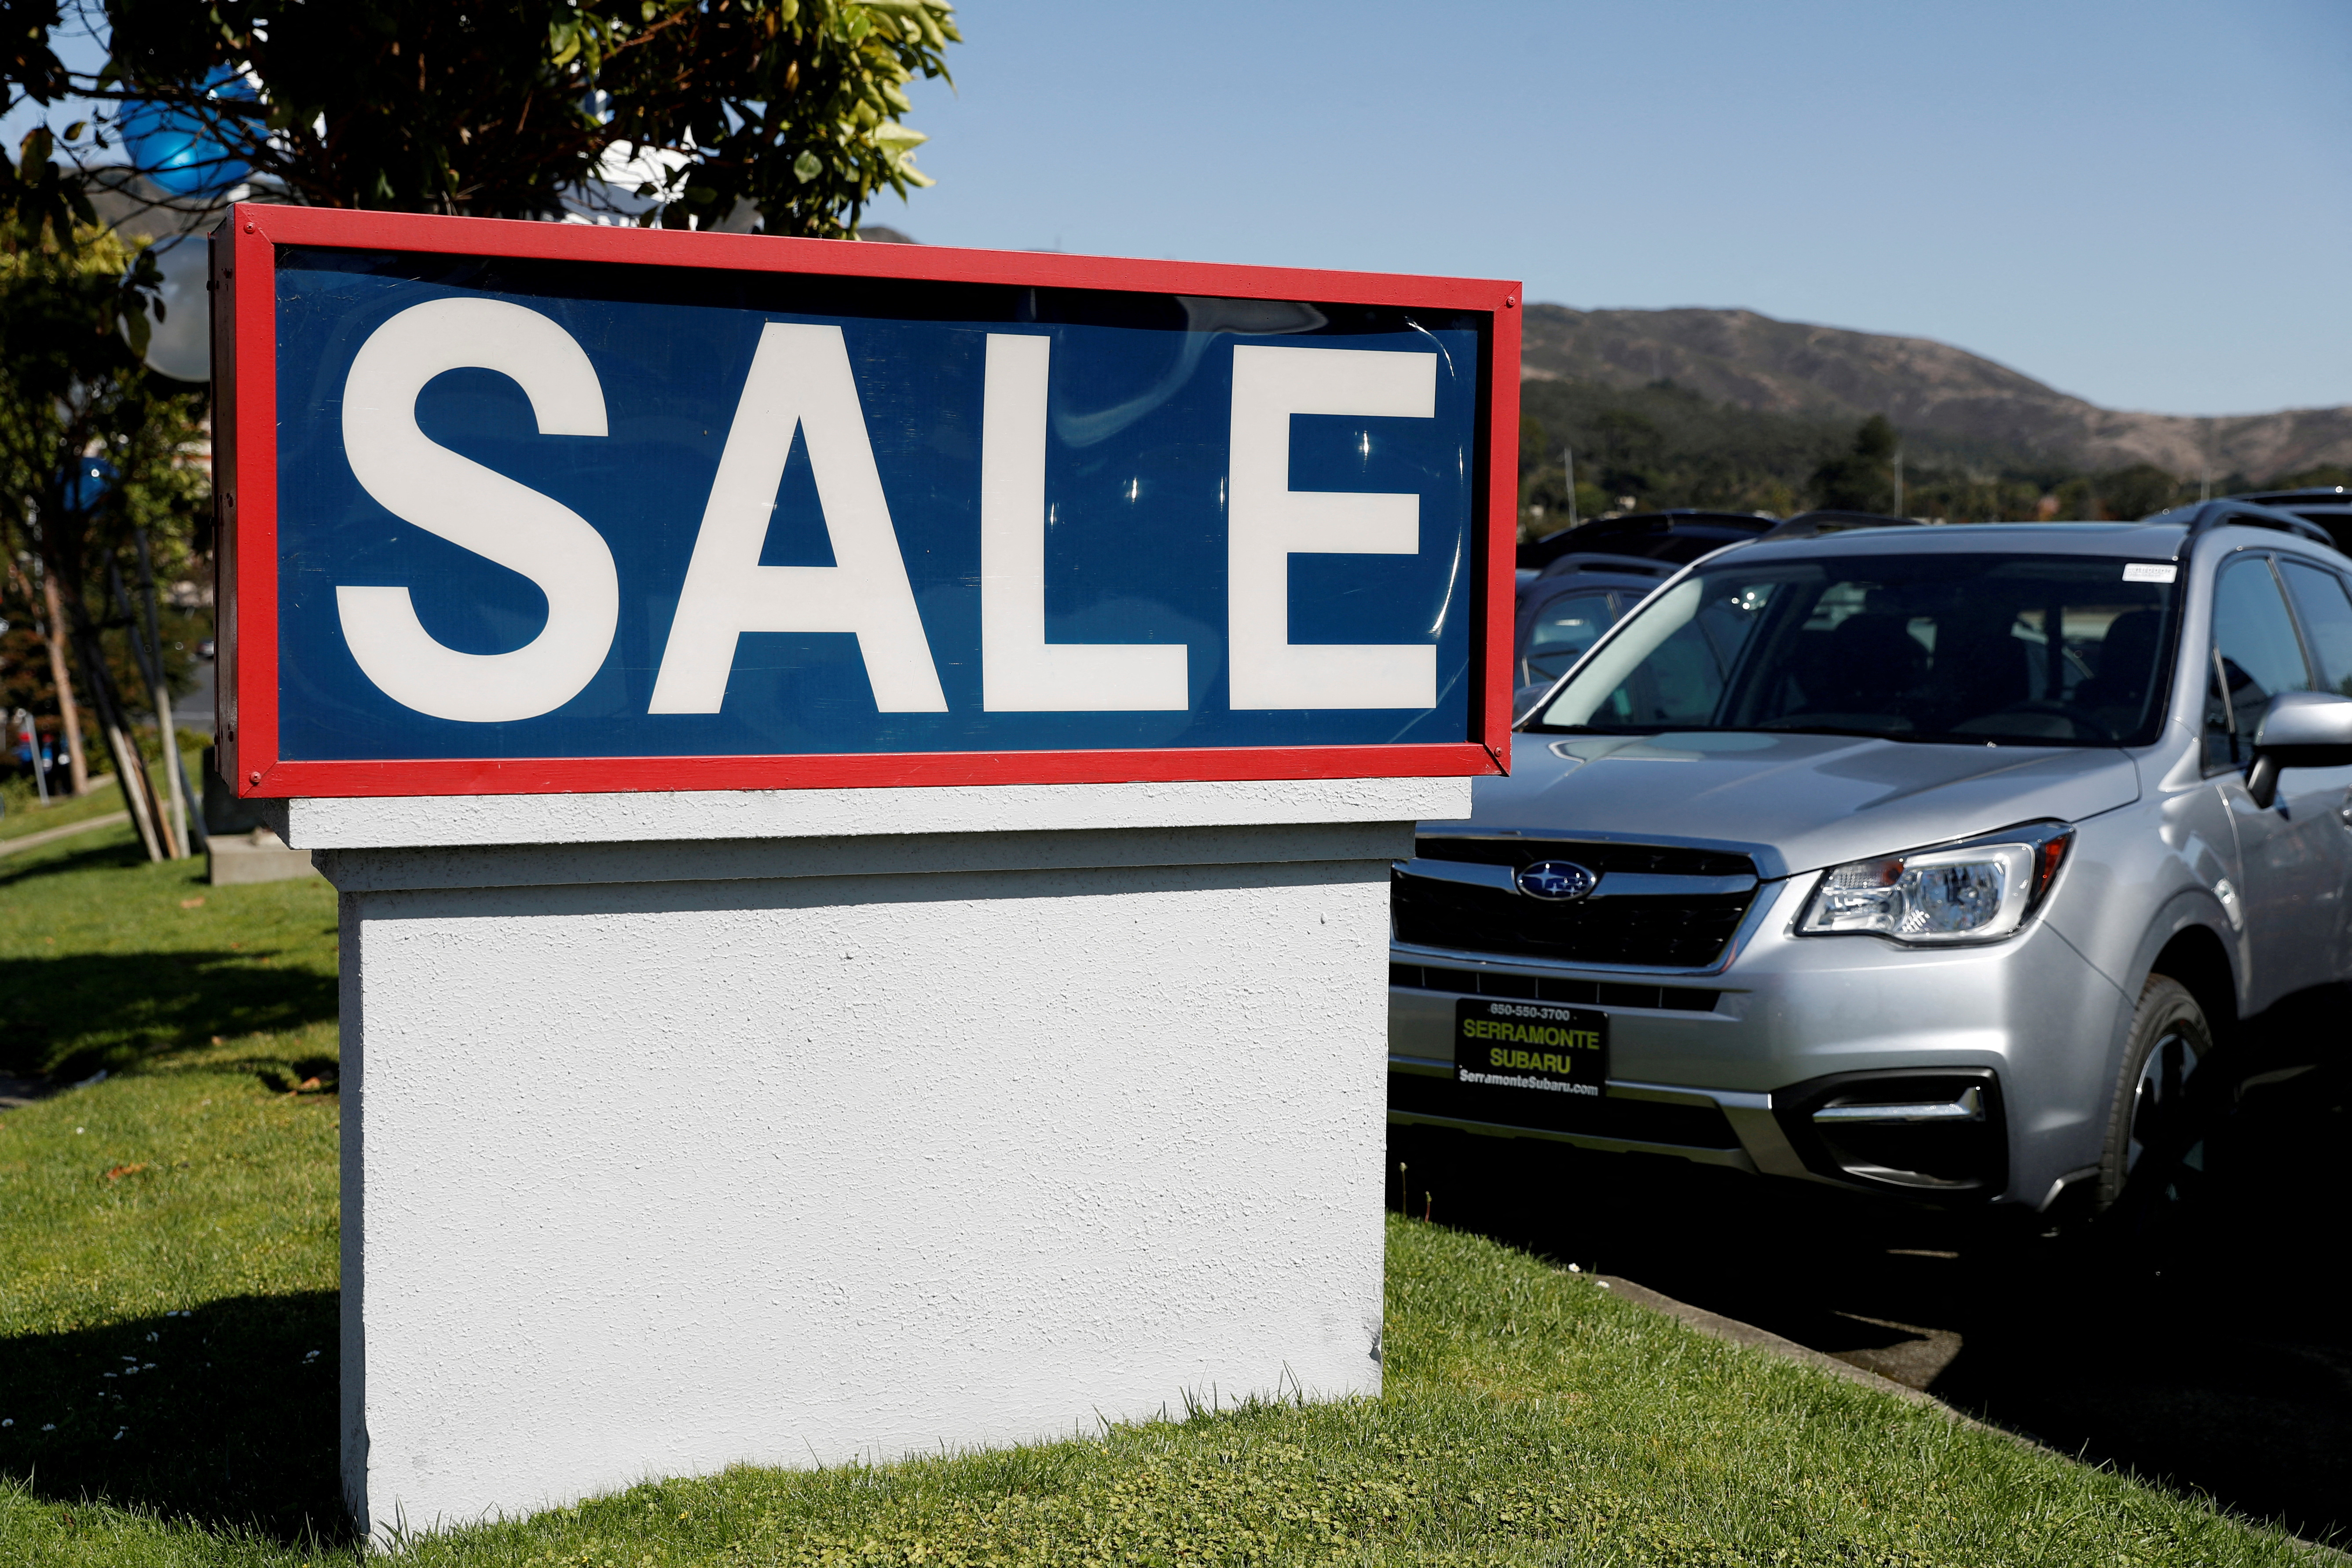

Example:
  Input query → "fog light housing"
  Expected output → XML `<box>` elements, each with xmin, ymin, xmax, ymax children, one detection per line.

<box><xmin>1773</xmin><ymin>1068</ymin><xmax>2007</xmax><ymax>1200</ymax></box>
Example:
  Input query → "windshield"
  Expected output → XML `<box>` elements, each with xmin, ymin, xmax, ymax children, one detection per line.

<box><xmin>1526</xmin><ymin>552</ymin><xmax>2180</xmax><ymax>746</ymax></box>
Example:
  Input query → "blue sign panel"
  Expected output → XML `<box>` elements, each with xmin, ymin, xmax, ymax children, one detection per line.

<box><xmin>214</xmin><ymin>209</ymin><xmax>1518</xmax><ymax>794</ymax></box>
<box><xmin>270</xmin><ymin>251</ymin><xmax>1485</xmax><ymax>765</ymax></box>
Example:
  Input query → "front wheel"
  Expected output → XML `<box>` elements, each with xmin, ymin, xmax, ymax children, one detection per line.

<box><xmin>2096</xmin><ymin>974</ymin><xmax>2210</xmax><ymax>1210</ymax></box>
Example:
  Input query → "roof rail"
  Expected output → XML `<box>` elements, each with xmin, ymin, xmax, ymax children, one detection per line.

<box><xmin>1534</xmin><ymin>550</ymin><xmax>1683</xmax><ymax>580</ymax></box>
<box><xmin>1757</xmin><ymin>509</ymin><xmax>1923</xmax><ymax>543</ymax></box>
<box><xmin>2238</xmin><ymin>486</ymin><xmax>2352</xmax><ymax>506</ymax></box>
<box><xmin>2172</xmin><ymin>500</ymin><xmax>2337</xmax><ymax>558</ymax></box>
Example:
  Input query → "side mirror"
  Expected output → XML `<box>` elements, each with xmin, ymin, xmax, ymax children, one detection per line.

<box><xmin>2246</xmin><ymin>690</ymin><xmax>2352</xmax><ymax>807</ymax></box>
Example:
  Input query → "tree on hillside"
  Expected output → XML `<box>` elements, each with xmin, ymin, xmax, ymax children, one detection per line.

<box><xmin>2273</xmin><ymin>464</ymin><xmax>2352</xmax><ymax>491</ymax></box>
<box><xmin>1811</xmin><ymin>414</ymin><xmax>1898</xmax><ymax>513</ymax></box>
<box><xmin>2089</xmin><ymin>463</ymin><xmax>2184</xmax><ymax>522</ymax></box>
<box><xmin>1588</xmin><ymin>407</ymin><xmax>1664</xmax><ymax>502</ymax></box>
<box><xmin>96</xmin><ymin>0</ymin><xmax>959</xmax><ymax>235</ymax></box>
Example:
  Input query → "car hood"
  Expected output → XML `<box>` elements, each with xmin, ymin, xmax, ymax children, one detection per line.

<box><xmin>1447</xmin><ymin>732</ymin><xmax>2142</xmax><ymax>879</ymax></box>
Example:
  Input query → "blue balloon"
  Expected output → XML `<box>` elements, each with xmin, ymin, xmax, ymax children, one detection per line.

<box><xmin>65</xmin><ymin>458</ymin><xmax>117</xmax><ymax>513</ymax></box>
<box><xmin>118</xmin><ymin>67</ymin><xmax>254</xmax><ymax>198</ymax></box>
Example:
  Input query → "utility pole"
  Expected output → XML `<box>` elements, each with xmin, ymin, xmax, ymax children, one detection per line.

<box><xmin>1892</xmin><ymin>442</ymin><xmax>1905</xmax><ymax>519</ymax></box>
<box><xmin>1563</xmin><ymin>445</ymin><xmax>1579</xmax><ymax>530</ymax></box>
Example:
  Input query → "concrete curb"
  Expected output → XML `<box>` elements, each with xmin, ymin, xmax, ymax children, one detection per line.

<box><xmin>1599</xmin><ymin>1271</ymin><xmax>2351</xmax><ymax>1561</ymax></box>
<box><xmin>1598</xmin><ymin>1275</ymin><xmax>1949</xmax><ymax>1410</ymax></box>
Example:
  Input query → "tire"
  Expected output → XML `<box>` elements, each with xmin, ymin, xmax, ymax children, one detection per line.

<box><xmin>2096</xmin><ymin>974</ymin><xmax>2211</xmax><ymax>1210</ymax></box>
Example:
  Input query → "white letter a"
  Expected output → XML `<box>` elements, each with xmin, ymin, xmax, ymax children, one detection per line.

<box><xmin>649</xmin><ymin>323</ymin><xmax>946</xmax><ymax>714</ymax></box>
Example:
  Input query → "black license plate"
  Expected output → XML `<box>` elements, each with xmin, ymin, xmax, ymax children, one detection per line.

<box><xmin>1453</xmin><ymin>998</ymin><xmax>1608</xmax><ymax>1120</ymax></box>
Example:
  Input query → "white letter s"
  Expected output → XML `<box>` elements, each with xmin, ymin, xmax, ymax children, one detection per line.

<box><xmin>337</xmin><ymin>297</ymin><xmax>619</xmax><ymax>723</ymax></box>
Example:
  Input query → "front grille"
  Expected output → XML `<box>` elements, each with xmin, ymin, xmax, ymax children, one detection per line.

<box><xmin>1417</xmin><ymin>836</ymin><xmax>1755</xmax><ymax>878</ymax></box>
<box><xmin>1392</xmin><ymin>871</ymin><xmax>1753</xmax><ymax>969</ymax></box>
<box><xmin>1388</xmin><ymin>963</ymin><xmax>1718</xmax><ymax>1013</ymax></box>
<box><xmin>1388</xmin><ymin>1070</ymin><xmax>1740</xmax><ymax>1148</ymax></box>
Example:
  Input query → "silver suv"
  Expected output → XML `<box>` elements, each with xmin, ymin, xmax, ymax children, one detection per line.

<box><xmin>1389</xmin><ymin>503</ymin><xmax>2352</xmax><ymax>1211</ymax></box>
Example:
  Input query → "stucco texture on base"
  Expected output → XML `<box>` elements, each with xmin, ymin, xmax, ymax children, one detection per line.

<box><xmin>335</xmin><ymin>840</ymin><xmax>1403</xmax><ymax>1537</ymax></box>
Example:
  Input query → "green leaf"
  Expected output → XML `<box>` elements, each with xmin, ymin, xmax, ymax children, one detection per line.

<box><xmin>792</xmin><ymin>150</ymin><xmax>823</xmax><ymax>182</ymax></box>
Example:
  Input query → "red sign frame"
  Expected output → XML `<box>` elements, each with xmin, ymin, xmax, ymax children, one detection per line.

<box><xmin>211</xmin><ymin>203</ymin><xmax>1519</xmax><ymax>799</ymax></box>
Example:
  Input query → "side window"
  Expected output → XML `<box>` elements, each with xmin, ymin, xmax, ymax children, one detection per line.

<box><xmin>1518</xmin><ymin>589</ymin><xmax>1620</xmax><ymax>685</ymax></box>
<box><xmin>2206</xmin><ymin>555</ymin><xmax>2313</xmax><ymax>770</ymax></box>
<box><xmin>2279</xmin><ymin>559</ymin><xmax>2352</xmax><ymax>697</ymax></box>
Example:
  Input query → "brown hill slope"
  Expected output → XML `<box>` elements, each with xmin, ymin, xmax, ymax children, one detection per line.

<box><xmin>1521</xmin><ymin>305</ymin><xmax>2352</xmax><ymax>482</ymax></box>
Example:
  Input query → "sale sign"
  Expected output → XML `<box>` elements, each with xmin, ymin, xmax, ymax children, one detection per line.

<box><xmin>212</xmin><ymin>205</ymin><xmax>1517</xmax><ymax>796</ymax></box>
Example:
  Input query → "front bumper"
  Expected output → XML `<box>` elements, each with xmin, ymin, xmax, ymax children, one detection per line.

<box><xmin>1388</xmin><ymin>876</ymin><xmax>2128</xmax><ymax>1205</ymax></box>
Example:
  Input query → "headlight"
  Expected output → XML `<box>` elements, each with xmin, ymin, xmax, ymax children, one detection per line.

<box><xmin>1797</xmin><ymin>823</ymin><xmax>2073</xmax><ymax>945</ymax></box>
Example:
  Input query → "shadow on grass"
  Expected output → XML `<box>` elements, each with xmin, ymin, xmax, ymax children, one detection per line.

<box><xmin>0</xmin><ymin>833</ymin><xmax>150</xmax><ymax>886</ymax></box>
<box><xmin>0</xmin><ymin>952</ymin><xmax>340</xmax><ymax>1081</ymax></box>
<box><xmin>0</xmin><ymin>1290</ymin><xmax>348</xmax><ymax>1546</ymax></box>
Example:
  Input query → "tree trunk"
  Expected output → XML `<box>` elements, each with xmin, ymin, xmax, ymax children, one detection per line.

<box><xmin>58</xmin><ymin>593</ymin><xmax>173</xmax><ymax>863</ymax></box>
<box><xmin>131</xmin><ymin>529</ymin><xmax>205</xmax><ymax>852</ymax></box>
<box><xmin>113</xmin><ymin>554</ymin><xmax>196</xmax><ymax>857</ymax></box>
<box><xmin>36</xmin><ymin>568</ymin><xmax>90</xmax><ymax>795</ymax></box>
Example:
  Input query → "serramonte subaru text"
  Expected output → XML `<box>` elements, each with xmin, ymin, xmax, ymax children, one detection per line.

<box><xmin>1389</xmin><ymin>502</ymin><xmax>2352</xmax><ymax>1211</ymax></box>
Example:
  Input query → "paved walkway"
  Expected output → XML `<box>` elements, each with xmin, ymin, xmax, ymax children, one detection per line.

<box><xmin>0</xmin><ymin>808</ymin><xmax>131</xmax><ymax>859</ymax></box>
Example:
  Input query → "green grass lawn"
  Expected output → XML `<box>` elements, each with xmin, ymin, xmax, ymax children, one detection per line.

<box><xmin>0</xmin><ymin>779</ymin><xmax>126</xmax><ymax>844</ymax></box>
<box><xmin>0</xmin><ymin>829</ymin><xmax>2322</xmax><ymax>1566</ymax></box>
<box><xmin>0</xmin><ymin>813</ymin><xmax>338</xmax><ymax>1081</ymax></box>
<box><xmin>0</xmin><ymin>728</ymin><xmax>209</xmax><ymax>844</ymax></box>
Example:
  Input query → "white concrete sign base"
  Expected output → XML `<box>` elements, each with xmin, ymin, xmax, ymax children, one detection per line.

<box><xmin>282</xmin><ymin>777</ymin><xmax>1466</xmax><ymax>1539</ymax></box>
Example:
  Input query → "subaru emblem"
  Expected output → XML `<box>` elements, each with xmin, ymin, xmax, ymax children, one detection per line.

<box><xmin>1516</xmin><ymin>860</ymin><xmax>1598</xmax><ymax>901</ymax></box>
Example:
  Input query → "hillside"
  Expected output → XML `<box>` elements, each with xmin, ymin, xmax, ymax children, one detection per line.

<box><xmin>1520</xmin><ymin>304</ymin><xmax>2352</xmax><ymax>484</ymax></box>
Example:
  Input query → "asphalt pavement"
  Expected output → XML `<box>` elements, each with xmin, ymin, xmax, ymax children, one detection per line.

<box><xmin>1389</xmin><ymin>993</ymin><xmax>2352</xmax><ymax>1547</ymax></box>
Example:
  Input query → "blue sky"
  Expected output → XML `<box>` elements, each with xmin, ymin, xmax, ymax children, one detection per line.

<box><xmin>15</xmin><ymin>1</ymin><xmax>2346</xmax><ymax>416</ymax></box>
<box><xmin>888</xmin><ymin>0</ymin><xmax>2352</xmax><ymax>417</ymax></box>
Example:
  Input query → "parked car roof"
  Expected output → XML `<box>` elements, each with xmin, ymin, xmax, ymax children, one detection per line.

<box><xmin>2228</xmin><ymin>487</ymin><xmax>2352</xmax><ymax>554</ymax></box>
<box><xmin>1531</xmin><ymin>550</ymin><xmax>1683</xmax><ymax>582</ymax></box>
<box><xmin>1758</xmin><ymin>509</ymin><xmax>1922</xmax><ymax>542</ymax></box>
<box><xmin>1517</xmin><ymin>509</ymin><xmax>1777</xmax><ymax>572</ymax></box>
